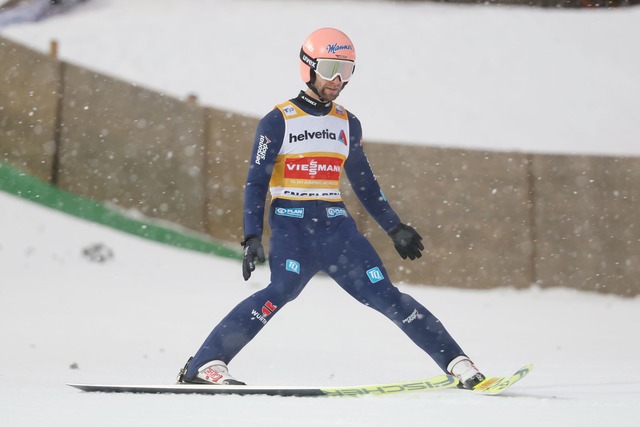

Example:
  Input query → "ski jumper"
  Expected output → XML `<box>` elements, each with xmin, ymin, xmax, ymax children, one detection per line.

<box><xmin>186</xmin><ymin>92</ymin><xmax>465</xmax><ymax>379</ymax></box>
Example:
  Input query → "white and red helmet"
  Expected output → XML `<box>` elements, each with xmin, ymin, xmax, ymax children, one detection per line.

<box><xmin>299</xmin><ymin>28</ymin><xmax>356</xmax><ymax>85</ymax></box>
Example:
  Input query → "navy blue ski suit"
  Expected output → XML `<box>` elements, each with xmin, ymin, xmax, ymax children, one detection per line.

<box><xmin>186</xmin><ymin>92</ymin><xmax>465</xmax><ymax>379</ymax></box>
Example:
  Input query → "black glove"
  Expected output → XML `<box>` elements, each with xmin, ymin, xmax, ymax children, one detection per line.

<box><xmin>388</xmin><ymin>223</ymin><xmax>424</xmax><ymax>260</ymax></box>
<box><xmin>241</xmin><ymin>236</ymin><xmax>266</xmax><ymax>281</ymax></box>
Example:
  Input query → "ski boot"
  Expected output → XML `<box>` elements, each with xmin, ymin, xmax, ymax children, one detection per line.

<box><xmin>447</xmin><ymin>356</ymin><xmax>486</xmax><ymax>390</ymax></box>
<box><xmin>177</xmin><ymin>357</ymin><xmax>246</xmax><ymax>385</ymax></box>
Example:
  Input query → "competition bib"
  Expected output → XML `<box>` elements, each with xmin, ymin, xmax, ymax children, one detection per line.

<box><xmin>270</xmin><ymin>101</ymin><xmax>350</xmax><ymax>201</ymax></box>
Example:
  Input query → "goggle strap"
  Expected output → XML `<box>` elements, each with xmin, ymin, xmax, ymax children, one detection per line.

<box><xmin>300</xmin><ymin>48</ymin><xmax>317</xmax><ymax>71</ymax></box>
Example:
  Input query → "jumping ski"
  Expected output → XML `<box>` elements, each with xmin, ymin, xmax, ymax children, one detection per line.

<box><xmin>67</xmin><ymin>374</ymin><xmax>458</xmax><ymax>397</ymax></box>
<box><xmin>68</xmin><ymin>364</ymin><xmax>532</xmax><ymax>397</ymax></box>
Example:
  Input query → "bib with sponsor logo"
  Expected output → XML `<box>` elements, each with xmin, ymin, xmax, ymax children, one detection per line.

<box><xmin>270</xmin><ymin>101</ymin><xmax>350</xmax><ymax>201</ymax></box>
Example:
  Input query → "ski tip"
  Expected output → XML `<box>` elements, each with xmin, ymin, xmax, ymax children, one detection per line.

<box><xmin>66</xmin><ymin>383</ymin><xmax>86</xmax><ymax>391</ymax></box>
<box><xmin>471</xmin><ymin>364</ymin><xmax>534</xmax><ymax>395</ymax></box>
<box><xmin>518</xmin><ymin>364</ymin><xmax>534</xmax><ymax>375</ymax></box>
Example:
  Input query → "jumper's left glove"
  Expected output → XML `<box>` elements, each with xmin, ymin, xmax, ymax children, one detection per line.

<box><xmin>388</xmin><ymin>223</ymin><xmax>424</xmax><ymax>260</ymax></box>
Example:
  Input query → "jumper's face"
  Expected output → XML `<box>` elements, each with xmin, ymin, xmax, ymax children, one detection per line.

<box><xmin>311</xmin><ymin>74</ymin><xmax>344</xmax><ymax>102</ymax></box>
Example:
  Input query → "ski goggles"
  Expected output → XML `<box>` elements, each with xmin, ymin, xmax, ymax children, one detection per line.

<box><xmin>315</xmin><ymin>58</ymin><xmax>355</xmax><ymax>82</ymax></box>
<box><xmin>301</xmin><ymin>50</ymin><xmax>355</xmax><ymax>82</ymax></box>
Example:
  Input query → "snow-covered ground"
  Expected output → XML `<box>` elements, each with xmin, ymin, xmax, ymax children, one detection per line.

<box><xmin>2</xmin><ymin>0</ymin><xmax>640</xmax><ymax>156</ymax></box>
<box><xmin>1</xmin><ymin>183</ymin><xmax>640</xmax><ymax>426</ymax></box>
<box><xmin>2</xmin><ymin>1</ymin><xmax>640</xmax><ymax>426</ymax></box>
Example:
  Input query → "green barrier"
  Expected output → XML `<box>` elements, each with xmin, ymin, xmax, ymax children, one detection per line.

<box><xmin>0</xmin><ymin>161</ymin><xmax>242</xmax><ymax>260</ymax></box>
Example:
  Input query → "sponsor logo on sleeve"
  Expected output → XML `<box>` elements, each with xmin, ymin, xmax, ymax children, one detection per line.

<box><xmin>283</xmin><ymin>105</ymin><xmax>297</xmax><ymax>116</ymax></box>
<box><xmin>255</xmin><ymin>134</ymin><xmax>271</xmax><ymax>165</ymax></box>
<box><xmin>402</xmin><ymin>308</ymin><xmax>420</xmax><ymax>324</ymax></box>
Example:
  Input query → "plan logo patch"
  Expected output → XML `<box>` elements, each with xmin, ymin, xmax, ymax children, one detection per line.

<box><xmin>326</xmin><ymin>207</ymin><xmax>347</xmax><ymax>218</ymax></box>
<box><xmin>286</xmin><ymin>259</ymin><xmax>301</xmax><ymax>274</ymax></box>
<box><xmin>366</xmin><ymin>267</ymin><xmax>384</xmax><ymax>284</ymax></box>
<box><xmin>275</xmin><ymin>207</ymin><xmax>304</xmax><ymax>218</ymax></box>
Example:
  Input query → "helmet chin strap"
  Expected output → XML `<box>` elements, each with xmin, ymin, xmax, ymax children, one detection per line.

<box><xmin>306</xmin><ymin>72</ymin><xmax>327</xmax><ymax>102</ymax></box>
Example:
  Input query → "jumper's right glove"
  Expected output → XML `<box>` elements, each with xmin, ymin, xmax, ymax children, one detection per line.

<box><xmin>387</xmin><ymin>223</ymin><xmax>424</xmax><ymax>260</ymax></box>
<box><xmin>241</xmin><ymin>236</ymin><xmax>265</xmax><ymax>281</ymax></box>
